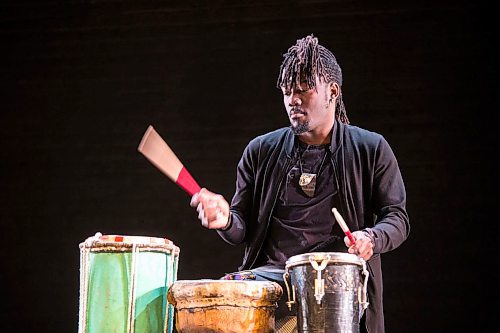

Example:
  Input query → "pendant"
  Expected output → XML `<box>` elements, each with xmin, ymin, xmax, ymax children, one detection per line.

<box><xmin>299</xmin><ymin>172</ymin><xmax>317</xmax><ymax>197</ymax></box>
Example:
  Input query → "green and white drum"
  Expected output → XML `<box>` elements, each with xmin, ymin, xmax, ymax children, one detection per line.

<box><xmin>78</xmin><ymin>233</ymin><xmax>180</xmax><ymax>333</ymax></box>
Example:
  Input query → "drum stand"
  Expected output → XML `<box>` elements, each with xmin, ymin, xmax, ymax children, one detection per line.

<box><xmin>276</xmin><ymin>316</ymin><xmax>298</xmax><ymax>333</ymax></box>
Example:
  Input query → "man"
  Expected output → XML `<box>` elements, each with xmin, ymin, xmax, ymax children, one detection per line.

<box><xmin>190</xmin><ymin>34</ymin><xmax>410</xmax><ymax>333</ymax></box>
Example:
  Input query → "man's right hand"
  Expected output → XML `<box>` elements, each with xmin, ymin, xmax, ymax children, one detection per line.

<box><xmin>190</xmin><ymin>188</ymin><xmax>230</xmax><ymax>230</ymax></box>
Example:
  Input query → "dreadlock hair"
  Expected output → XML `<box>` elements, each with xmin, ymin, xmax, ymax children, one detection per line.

<box><xmin>276</xmin><ymin>34</ymin><xmax>349</xmax><ymax>124</ymax></box>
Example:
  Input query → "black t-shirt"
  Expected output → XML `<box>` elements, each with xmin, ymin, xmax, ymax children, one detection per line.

<box><xmin>259</xmin><ymin>140</ymin><xmax>346</xmax><ymax>269</ymax></box>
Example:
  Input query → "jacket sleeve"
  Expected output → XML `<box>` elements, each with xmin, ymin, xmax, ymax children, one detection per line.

<box><xmin>216</xmin><ymin>140</ymin><xmax>256</xmax><ymax>245</ymax></box>
<box><xmin>368</xmin><ymin>137</ymin><xmax>410</xmax><ymax>254</ymax></box>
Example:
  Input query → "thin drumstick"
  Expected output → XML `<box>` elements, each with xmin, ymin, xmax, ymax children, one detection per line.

<box><xmin>331</xmin><ymin>208</ymin><xmax>357</xmax><ymax>245</ymax></box>
<box><xmin>138</xmin><ymin>125</ymin><xmax>201</xmax><ymax>196</ymax></box>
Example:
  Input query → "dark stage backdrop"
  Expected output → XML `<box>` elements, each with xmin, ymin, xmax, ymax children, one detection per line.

<box><xmin>0</xmin><ymin>1</ymin><xmax>495</xmax><ymax>332</ymax></box>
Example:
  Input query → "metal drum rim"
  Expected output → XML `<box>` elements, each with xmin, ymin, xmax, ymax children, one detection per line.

<box><xmin>285</xmin><ymin>251</ymin><xmax>364</xmax><ymax>269</ymax></box>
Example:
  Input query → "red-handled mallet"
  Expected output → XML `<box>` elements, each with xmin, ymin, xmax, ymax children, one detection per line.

<box><xmin>138</xmin><ymin>125</ymin><xmax>201</xmax><ymax>196</ymax></box>
<box><xmin>331</xmin><ymin>207</ymin><xmax>357</xmax><ymax>246</ymax></box>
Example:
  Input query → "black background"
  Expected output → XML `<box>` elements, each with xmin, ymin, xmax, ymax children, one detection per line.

<box><xmin>0</xmin><ymin>1</ymin><xmax>496</xmax><ymax>332</ymax></box>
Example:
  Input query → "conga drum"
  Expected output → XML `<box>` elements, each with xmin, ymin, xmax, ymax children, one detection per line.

<box><xmin>167</xmin><ymin>279</ymin><xmax>283</xmax><ymax>333</ymax></box>
<box><xmin>78</xmin><ymin>233</ymin><xmax>180</xmax><ymax>333</ymax></box>
<box><xmin>283</xmin><ymin>252</ymin><xmax>369</xmax><ymax>333</ymax></box>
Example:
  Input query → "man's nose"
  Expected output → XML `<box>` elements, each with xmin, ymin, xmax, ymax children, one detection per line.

<box><xmin>289</xmin><ymin>93</ymin><xmax>302</xmax><ymax>106</ymax></box>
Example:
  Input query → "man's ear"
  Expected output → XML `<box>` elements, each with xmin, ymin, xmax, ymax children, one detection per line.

<box><xmin>330</xmin><ymin>82</ymin><xmax>340</xmax><ymax>99</ymax></box>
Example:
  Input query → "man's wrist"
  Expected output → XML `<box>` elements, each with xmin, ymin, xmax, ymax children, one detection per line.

<box><xmin>219</xmin><ymin>213</ymin><xmax>232</xmax><ymax>231</ymax></box>
<box><xmin>362</xmin><ymin>228</ymin><xmax>375</xmax><ymax>247</ymax></box>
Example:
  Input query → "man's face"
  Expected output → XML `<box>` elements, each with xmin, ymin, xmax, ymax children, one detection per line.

<box><xmin>281</xmin><ymin>76</ymin><xmax>334</xmax><ymax>135</ymax></box>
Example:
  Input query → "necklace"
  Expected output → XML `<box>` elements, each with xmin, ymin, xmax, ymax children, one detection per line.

<box><xmin>298</xmin><ymin>146</ymin><xmax>329</xmax><ymax>197</ymax></box>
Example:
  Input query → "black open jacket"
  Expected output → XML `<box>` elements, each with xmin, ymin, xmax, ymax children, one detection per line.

<box><xmin>218</xmin><ymin>121</ymin><xmax>410</xmax><ymax>333</ymax></box>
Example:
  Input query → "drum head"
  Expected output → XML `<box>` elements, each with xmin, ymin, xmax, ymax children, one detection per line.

<box><xmin>285</xmin><ymin>251</ymin><xmax>364</xmax><ymax>269</ymax></box>
<box><xmin>79</xmin><ymin>232</ymin><xmax>180</xmax><ymax>254</ymax></box>
<box><xmin>168</xmin><ymin>279</ymin><xmax>283</xmax><ymax>308</ymax></box>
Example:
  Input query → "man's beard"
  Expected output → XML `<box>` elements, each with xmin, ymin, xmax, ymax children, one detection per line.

<box><xmin>291</xmin><ymin>121</ymin><xmax>309</xmax><ymax>135</ymax></box>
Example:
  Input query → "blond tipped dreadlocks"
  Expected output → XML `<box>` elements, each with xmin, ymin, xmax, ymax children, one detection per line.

<box><xmin>277</xmin><ymin>34</ymin><xmax>349</xmax><ymax>124</ymax></box>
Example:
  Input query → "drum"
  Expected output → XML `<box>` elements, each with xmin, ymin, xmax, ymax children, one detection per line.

<box><xmin>78</xmin><ymin>233</ymin><xmax>180</xmax><ymax>333</ymax></box>
<box><xmin>167</xmin><ymin>279</ymin><xmax>283</xmax><ymax>333</ymax></box>
<box><xmin>283</xmin><ymin>252</ymin><xmax>369</xmax><ymax>333</ymax></box>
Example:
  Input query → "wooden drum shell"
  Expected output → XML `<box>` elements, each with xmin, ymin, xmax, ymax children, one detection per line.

<box><xmin>168</xmin><ymin>279</ymin><xmax>283</xmax><ymax>333</ymax></box>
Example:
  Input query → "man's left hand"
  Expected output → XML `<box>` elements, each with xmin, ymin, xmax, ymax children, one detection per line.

<box><xmin>344</xmin><ymin>230</ymin><xmax>374</xmax><ymax>260</ymax></box>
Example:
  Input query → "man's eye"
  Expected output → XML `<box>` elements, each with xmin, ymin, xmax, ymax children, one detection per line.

<box><xmin>283</xmin><ymin>91</ymin><xmax>291</xmax><ymax>96</ymax></box>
